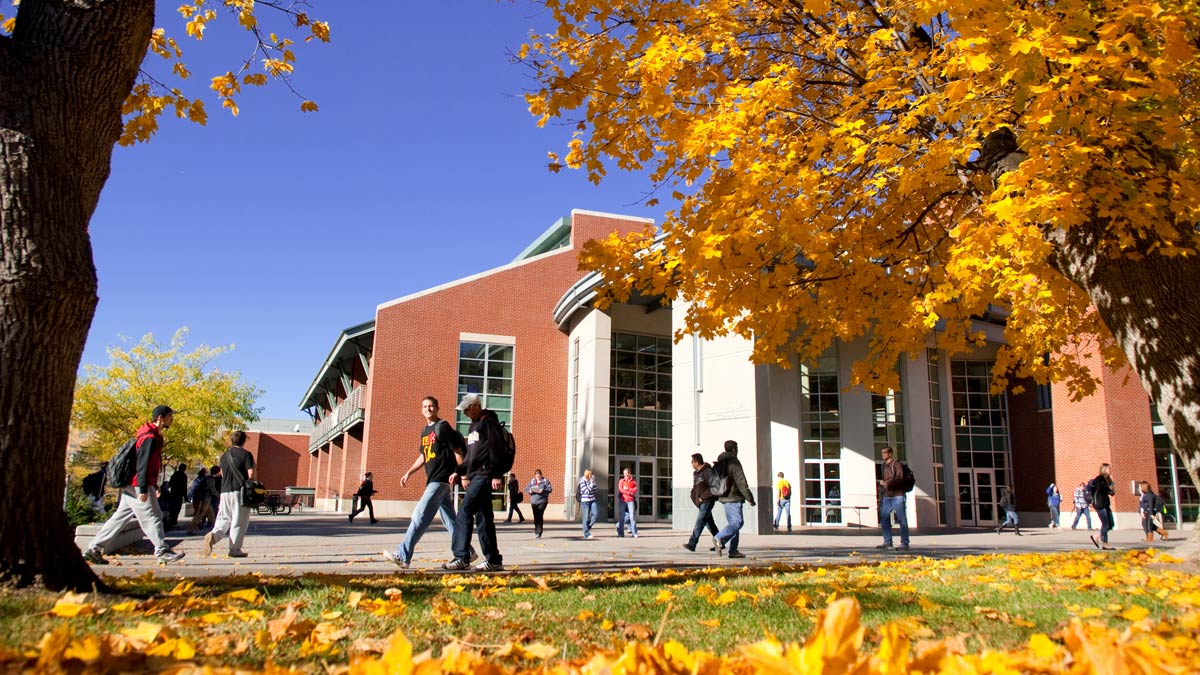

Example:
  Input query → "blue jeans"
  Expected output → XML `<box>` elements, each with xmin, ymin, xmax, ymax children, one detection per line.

<box><xmin>774</xmin><ymin>498</ymin><xmax>791</xmax><ymax>529</ymax></box>
<box><xmin>617</xmin><ymin>500</ymin><xmax>638</xmax><ymax>536</ymax></box>
<box><xmin>452</xmin><ymin>476</ymin><xmax>501</xmax><ymax>565</ymax></box>
<box><xmin>1097</xmin><ymin>507</ymin><xmax>1115</xmax><ymax>543</ymax></box>
<box><xmin>1072</xmin><ymin>507</ymin><xmax>1093</xmax><ymax>529</ymax></box>
<box><xmin>398</xmin><ymin>482</ymin><xmax>464</xmax><ymax>564</ymax></box>
<box><xmin>880</xmin><ymin>495</ymin><xmax>909</xmax><ymax>546</ymax></box>
<box><xmin>715</xmin><ymin>501</ymin><xmax>745</xmax><ymax>554</ymax></box>
<box><xmin>688</xmin><ymin>500</ymin><xmax>719</xmax><ymax>547</ymax></box>
<box><xmin>580</xmin><ymin>500</ymin><xmax>597</xmax><ymax>536</ymax></box>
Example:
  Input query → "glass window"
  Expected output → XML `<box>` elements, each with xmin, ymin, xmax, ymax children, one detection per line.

<box><xmin>457</xmin><ymin>340</ymin><xmax>515</xmax><ymax>430</ymax></box>
<box><xmin>609</xmin><ymin>331</ymin><xmax>673</xmax><ymax>521</ymax></box>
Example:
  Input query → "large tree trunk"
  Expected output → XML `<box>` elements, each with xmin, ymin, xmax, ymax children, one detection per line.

<box><xmin>0</xmin><ymin>0</ymin><xmax>154</xmax><ymax>590</ymax></box>
<box><xmin>1051</xmin><ymin>224</ymin><xmax>1200</xmax><ymax>558</ymax></box>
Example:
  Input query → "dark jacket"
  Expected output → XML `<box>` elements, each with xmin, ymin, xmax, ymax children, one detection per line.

<box><xmin>355</xmin><ymin>478</ymin><xmax>376</xmax><ymax>498</ymax></box>
<box><xmin>691</xmin><ymin>464</ymin><xmax>717</xmax><ymax>506</ymax></box>
<box><xmin>1091</xmin><ymin>475</ymin><xmax>1115</xmax><ymax>510</ymax></box>
<box><xmin>456</xmin><ymin>409</ymin><xmax>505</xmax><ymax>480</ymax></box>
<box><xmin>881</xmin><ymin>459</ymin><xmax>908</xmax><ymax>498</ymax></box>
<box><xmin>131</xmin><ymin>422</ymin><xmax>164</xmax><ymax>495</ymax></box>
<box><xmin>716</xmin><ymin>451</ymin><xmax>755</xmax><ymax>505</ymax></box>
<box><xmin>168</xmin><ymin>467</ymin><xmax>188</xmax><ymax>501</ymax></box>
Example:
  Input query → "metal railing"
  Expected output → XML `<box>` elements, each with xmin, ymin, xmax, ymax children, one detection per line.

<box><xmin>308</xmin><ymin>385</ymin><xmax>365</xmax><ymax>452</ymax></box>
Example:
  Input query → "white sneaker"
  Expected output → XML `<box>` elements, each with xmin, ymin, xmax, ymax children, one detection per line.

<box><xmin>156</xmin><ymin>550</ymin><xmax>185</xmax><ymax>564</ymax></box>
<box><xmin>474</xmin><ymin>560</ymin><xmax>503</xmax><ymax>572</ymax></box>
<box><xmin>382</xmin><ymin>550</ymin><xmax>408</xmax><ymax>568</ymax></box>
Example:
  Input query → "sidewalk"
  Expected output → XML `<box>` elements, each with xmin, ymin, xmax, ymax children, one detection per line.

<box><xmin>86</xmin><ymin>512</ymin><xmax>1186</xmax><ymax>578</ymax></box>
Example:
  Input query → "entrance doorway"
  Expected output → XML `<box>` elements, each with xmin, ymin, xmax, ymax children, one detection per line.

<box><xmin>958</xmin><ymin>469</ymin><xmax>1000</xmax><ymax>526</ymax></box>
<box><xmin>802</xmin><ymin>456</ymin><xmax>843</xmax><ymax>525</ymax></box>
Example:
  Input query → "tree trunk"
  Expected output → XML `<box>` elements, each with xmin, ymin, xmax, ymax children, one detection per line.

<box><xmin>0</xmin><ymin>0</ymin><xmax>154</xmax><ymax>590</ymax></box>
<box><xmin>1051</xmin><ymin>224</ymin><xmax>1200</xmax><ymax>558</ymax></box>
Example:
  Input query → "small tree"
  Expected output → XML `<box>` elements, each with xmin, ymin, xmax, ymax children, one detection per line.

<box><xmin>72</xmin><ymin>328</ymin><xmax>261</xmax><ymax>473</ymax></box>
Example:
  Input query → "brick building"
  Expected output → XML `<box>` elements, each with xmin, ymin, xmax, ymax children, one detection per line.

<box><xmin>292</xmin><ymin>209</ymin><xmax>1195</xmax><ymax>533</ymax></box>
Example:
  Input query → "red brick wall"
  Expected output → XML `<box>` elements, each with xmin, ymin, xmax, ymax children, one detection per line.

<box><xmin>362</xmin><ymin>212</ymin><xmax>646</xmax><ymax>505</ymax></box>
<box><xmin>243</xmin><ymin>431</ymin><xmax>310</xmax><ymax>491</ymax></box>
<box><xmin>1008</xmin><ymin>378</ymin><xmax>1056</xmax><ymax>512</ymax></box>
<box><xmin>1100</xmin><ymin>367</ymin><xmax>1156</xmax><ymax>511</ymax></box>
<box><xmin>1051</xmin><ymin>350</ymin><xmax>1156</xmax><ymax>512</ymax></box>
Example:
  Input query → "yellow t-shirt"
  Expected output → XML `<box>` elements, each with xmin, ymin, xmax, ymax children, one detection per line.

<box><xmin>776</xmin><ymin>478</ymin><xmax>792</xmax><ymax>500</ymax></box>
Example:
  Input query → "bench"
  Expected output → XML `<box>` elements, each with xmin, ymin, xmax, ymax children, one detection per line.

<box><xmin>284</xmin><ymin>486</ymin><xmax>316</xmax><ymax>511</ymax></box>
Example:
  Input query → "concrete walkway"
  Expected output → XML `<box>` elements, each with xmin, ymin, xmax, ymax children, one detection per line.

<box><xmin>86</xmin><ymin>511</ymin><xmax>1189</xmax><ymax>578</ymax></box>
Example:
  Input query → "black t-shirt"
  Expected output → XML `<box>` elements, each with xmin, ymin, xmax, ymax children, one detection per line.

<box><xmin>219</xmin><ymin>446</ymin><xmax>256</xmax><ymax>493</ymax></box>
<box><xmin>421</xmin><ymin>420</ymin><xmax>463</xmax><ymax>484</ymax></box>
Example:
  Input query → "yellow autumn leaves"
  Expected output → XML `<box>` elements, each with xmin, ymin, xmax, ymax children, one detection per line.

<box><xmin>116</xmin><ymin>0</ymin><xmax>331</xmax><ymax>145</ymax></box>
<box><xmin>5</xmin><ymin>549</ymin><xmax>1200</xmax><ymax>674</ymax></box>
<box><xmin>526</xmin><ymin>0</ymin><xmax>1200</xmax><ymax>397</ymax></box>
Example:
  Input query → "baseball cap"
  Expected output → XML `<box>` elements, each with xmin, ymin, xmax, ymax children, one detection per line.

<box><xmin>151</xmin><ymin>405</ymin><xmax>178</xmax><ymax>420</ymax></box>
<box><xmin>456</xmin><ymin>393</ymin><xmax>483</xmax><ymax>411</ymax></box>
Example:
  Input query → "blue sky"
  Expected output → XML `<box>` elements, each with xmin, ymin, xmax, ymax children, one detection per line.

<box><xmin>84</xmin><ymin>1</ymin><xmax>666</xmax><ymax>420</ymax></box>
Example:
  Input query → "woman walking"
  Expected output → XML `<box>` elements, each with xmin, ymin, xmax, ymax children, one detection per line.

<box><xmin>1089</xmin><ymin>463</ymin><xmax>1117</xmax><ymax>550</ymax></box>
<box><xmin>527</xmin><ymin>469</ymin><xmax>552</xmax><ymax>538</ymax></box>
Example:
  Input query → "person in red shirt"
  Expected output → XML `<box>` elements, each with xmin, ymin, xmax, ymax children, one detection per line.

<box><xmin>617</xmin><ymin>467</ymin><xmax>639</xmax><ymax>538</ymax></box>
<box><xmin>83</xmin><ymin>406</ymin><xmax>186</xmax><ymax>565</ymax></box>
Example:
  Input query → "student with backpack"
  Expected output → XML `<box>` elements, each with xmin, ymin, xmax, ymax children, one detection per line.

<box><xmin>1070</xmin><ymin>481</ymin><xmax>1094</xmax><ymax>530</ymax></box>
<box><xmin>876</xmin><ymin>445</ymin><xmax>912</xmax><ymax>551</ymax></box>
<box><xmin>443</xmin><ymin>393</ymin><xmax>506</xmax><ymax>572</ymax></box>
<box><xmin>712</xmin><ymin>440</ymin><xmax>756</xmax><ymax>559</ymax></box>
<box><xmin>774</xmin><ymin>472</ymin><xmax>792</xmax><ymax>532</ymax></box>
<box><xmin>82</xmin><ymin>405</ymin><xmax>186</xmax><ymax>565</ymax></box>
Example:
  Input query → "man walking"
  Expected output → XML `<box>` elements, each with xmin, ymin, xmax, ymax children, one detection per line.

<box><xmin>383</xmin><ymin>396</ymin><xmax>472</xmax><ymax>568</ymax></box>
<box><xmin>876</xmin><ymin>446</ymin><xmax>911</xmax><ymax>551</ymax></box>
<box><xmin>684</xmin><ymin>453</ymin><xmax>719</xmax><ymax>551</ymax></box>
<box><xmin>774</xmin><ymin>471</ymin><xmax>792</xmax><ymax>532</ymax></box>
<box><xmin>202</xmin><ymin>430</ymin><xmax>256</xmax><ymax>558</ymax></box>
<box><xmin>443</xmin><ymin>393</ymin><xmax>504</xmax><ymax>572</ymax></box>
<box><xmin>349</xmin><ymin>472</ymin><xmax>378</xmax><ymax>523</ymax></box>
<box><xmin>996</xmin><ymin>486</ymin><xmax>1022</xmax><ymax>535</ymax></box>
<box><xmin>83</xmin><ymin>406</ymin><xmax>185</xmax><ymax>565</ymax></box>
<box><xmin>1071</xmin><ymin>481</ymin><xmax>1094</xmax><ymax>530</ymax></box>
<box><xmin>712</xmin><ymin>440</ymin><xmax>755</xmax><ymax>559</ymax></box>
<box><xmin>616</xmin><ymin>467</ymin><xmax>639</xmax><ymax>537</ymax></box>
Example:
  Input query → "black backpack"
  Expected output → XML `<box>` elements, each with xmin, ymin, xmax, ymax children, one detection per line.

<box><xmin>105</xmin><ymin>431</ymin><xmax>151</xmax><ymax>488</ymax></box>
<box><xmin>1084</xmin><ymin>479</ymin><xmax>1096</xmax><ymax>505</ymax></box>
<box><xmin>492</xmin><ymin>422</ymin><xmax>516</xmax><ymax>475</ymax></box>
<box><xmin>709</xmin><ymin>457</ymin><xmax>733</xmax><ymax>499</ymax></box>
<box><xmin>900</xmin><ymin>462</ymin><xmax>916</xmax><ymax>493</ymax></box>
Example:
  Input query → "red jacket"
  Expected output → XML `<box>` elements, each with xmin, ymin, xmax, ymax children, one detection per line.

<box><xmin>618</xmin><ymin>477</ymin><xmax>638</xmax><ymax>502</ymax></box>
<box><xmin>130</xmin><ymin>422</ymin><xmax>164</xmax><ymax>494</ymax></box>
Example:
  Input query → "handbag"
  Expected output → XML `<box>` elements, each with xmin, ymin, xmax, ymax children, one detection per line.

<box><xmin>241</xmin><ymin>480</ymin><xmax>268</xmax><ymax>507</ymax></box>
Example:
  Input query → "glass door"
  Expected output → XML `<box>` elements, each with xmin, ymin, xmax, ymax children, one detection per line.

<box><xmin>802</xmin><ymin>457</ymin><xmax>842</xmax><ymax>525</ymax></box>
<box><xmin>957</xmin><ymin>469</ymin><xmax>999</xmax><ymax>526</ymax></box>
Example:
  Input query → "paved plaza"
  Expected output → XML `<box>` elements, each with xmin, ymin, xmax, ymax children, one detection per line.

<box><xmin>85</xmin><ymin>511</ymin><xmax>1189</xmax><ymax>578</ymax></box>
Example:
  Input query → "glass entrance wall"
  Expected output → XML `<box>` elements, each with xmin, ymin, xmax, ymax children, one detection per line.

<box><xmin>1152</xmin><ymin>405</ymin><xmax>1198</xmax><ymax>523</ymax></box>
<box><xmin>927</xmin><ymin>349</ymin><xmax>948</xmax><ymax>525</ymax></box>
<box><xmin>800</xmin><ymin>350</ymin><xmax>842</xmax><ymax>525</ymax></box>
<box><xmin>950</xmin><ymin>360</ymin><xmax>1011</xmax><ymax>524</ymax></box>
<box><xmin>609</xmin><ymin>333</ymin><xmax>672</xmax><ymax>520</ymax></box>
<box><xmin>871</xmin><ymin>369</ymin><xmax>906</xmax><ymax>503</ymax></box>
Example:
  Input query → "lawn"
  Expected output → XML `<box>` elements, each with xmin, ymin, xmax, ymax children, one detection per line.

<box><xmin>1</xmin><ymin>548</ymin><xmax>1196</xmax><ymax>673</ymax></box>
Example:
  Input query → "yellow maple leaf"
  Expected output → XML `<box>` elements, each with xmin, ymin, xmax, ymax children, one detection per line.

<box><xmin>697</xmin><ymin>618</ymin><xmax>720</xmax><ymax>628</ymax></box>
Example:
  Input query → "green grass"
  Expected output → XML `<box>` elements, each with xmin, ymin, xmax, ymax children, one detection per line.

<box><xmin>0</xmin><ymin>550</ymin><xmax>1193</xmax><ymax>670</ymax></box>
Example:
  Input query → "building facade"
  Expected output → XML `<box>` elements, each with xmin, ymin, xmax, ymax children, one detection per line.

<box><xmin>295</xmin><ymin>209</ymin><xmax>1196</xmax><ymax>533</ymax></box>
